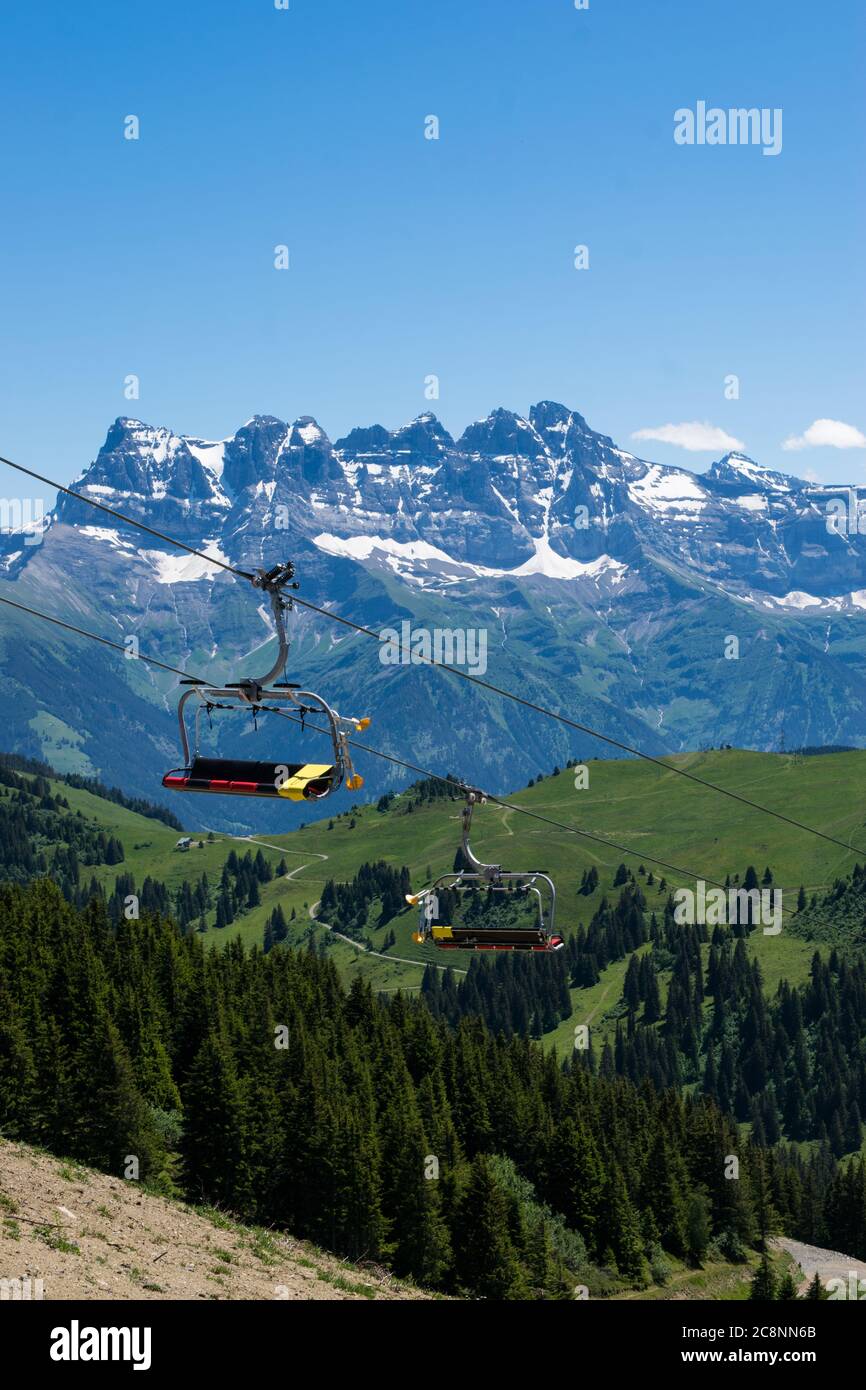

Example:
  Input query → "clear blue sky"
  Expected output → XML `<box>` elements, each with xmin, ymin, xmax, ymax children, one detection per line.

<box><xmin>0</xmin><ymin>0</ymin><xmax>863</xmax><ymax>509</ymax></box>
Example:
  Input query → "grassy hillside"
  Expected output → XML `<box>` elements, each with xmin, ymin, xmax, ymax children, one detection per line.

<box><xmin>215</xmin><ymin>748</ymin><xmax>866</xmax><ymax>937</ymax></box>
<box><xmin>202</xmin><ymin>748</ymin><xmax>866</xmax><ymax>1028</ymax></box>
<box><xmin>610</xmin><ymin>1245</ymin><xmax>801</xmax><ymax>1302</ymax></box>
<box><xmin>10</xmin><ymin>746</ymin><xmax>866</xmax><ymax>1048</ymax></box>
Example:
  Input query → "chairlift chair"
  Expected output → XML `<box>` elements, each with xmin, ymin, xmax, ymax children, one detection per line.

<box><xmin>408</xmin><ymin>789</ymin><xmax>565</xmax><ymax>952</ymax></box>
<box><xmin>162</xmin><ymin>562</ymin><xmax>369</xmax><ymax>802</ymax></box>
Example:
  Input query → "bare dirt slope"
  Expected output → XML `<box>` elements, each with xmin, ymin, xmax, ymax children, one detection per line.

<box><xmin>772</xmin><ymin>1236</ymin><xmax>866</xmax><ymax>1295</ymax></box>
<box><xmin>0</xmin><ymin>1138</ymin><xmax>432</xmax><ymax>1301</ymax></box>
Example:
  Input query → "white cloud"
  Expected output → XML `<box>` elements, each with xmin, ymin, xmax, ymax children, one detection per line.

<box><xmin>631</xmin><ymin>421</ymin><xmax>747</xmax><ymax>453</ymax></box>
<box><xmin>782</xmin><ymin>418</ymin><xmax>866</xmax><ymax>451</ymax></box>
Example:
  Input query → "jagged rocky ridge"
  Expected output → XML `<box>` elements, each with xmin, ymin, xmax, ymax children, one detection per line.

<box><xmin>1</xmin><ymin>404</ymin><xmax>865</xmax><ymax>829</ymax></box>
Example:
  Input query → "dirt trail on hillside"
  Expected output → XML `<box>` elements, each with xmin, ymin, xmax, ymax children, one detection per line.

<box><xmin>310</xmin><ymin>902</ymin><xmax>468</xmax><ymax>976</ymax></box>
<box><xmin>0</xmin><ymin>1139</ymin><xmax>431</xmax><ymax>1301</ymax></box>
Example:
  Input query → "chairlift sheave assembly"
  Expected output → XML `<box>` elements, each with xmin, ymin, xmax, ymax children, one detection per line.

<box><xmin>162</xmin><ymin>561</ymin><xmax>369</xmax><ymax>802</ymax></box>
<box><xmin>408</xmin><ymin>788</ymin><xmax>565</xmax><ymax>953</ymax></box>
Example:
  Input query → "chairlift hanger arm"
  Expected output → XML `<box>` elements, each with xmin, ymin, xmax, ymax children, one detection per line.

<box><xmin>458</xmin><ymin>785</ymin><xmax>502</xmax><ymax>879</ymax></box>
<box><xmin>246</xmin><ymin>562</ymin><xmax>299</xmax><ymax>688</ymax></box>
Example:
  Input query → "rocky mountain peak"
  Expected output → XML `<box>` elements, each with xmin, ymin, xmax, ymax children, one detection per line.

<box><xmin>390</xmin><ymin>413</ymin><xmax>454</xmax><ymax>459</ymax></box>
<box><xmin>458</xmin><ymin>408</ymin><xmax>548</xmax><ymax>460</ymax></box>
<box><xmin>706</xmin><ymin>451</ymin><xmax>804</xmax><ymax>493</ymax></box>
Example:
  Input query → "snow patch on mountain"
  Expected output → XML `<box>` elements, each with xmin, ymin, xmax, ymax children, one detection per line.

<box><xmin>725</xmin><ymin>452</ymin><xmax>768</xmax><ymax>474</ymax></box>
<box><xmin>312</xmin><ymin>531</ymin><xmax>627</xmax><ymax>585</ymax></box>
<box><xmin>187</xmin><ymin>441</ymin><xmax>226</xmax><ymax>481</ymax></box>
<box><xmin>628</xmin><ymin>467</ymin><xmax>707</xmax><ymax>517</ymax></box>
<box><xmin>767</xmin><ymin>591</ymin><xmax>827</xmax><ymax>610</ymax></box>
<box><xmin>79</xmin><ymin>526</ymin><xmax>137</xmax><ymax>551</ymax></box>
<box><xmin>313</xmin><ymin>533</ymin><xmax>457</xmax><ymax>567</ymax></box>
<box><xmin>510</xmin><ymin>545</ymin><xmax>627</xmax><ymax>582</ymax></box>
<box><xmin>140</xmin><ymin>541</ymin><xmax>231</xmax><ymax>584</ymax></box>
<box><xmin>706</xmin><ymin>452</ymin><xmax>799</xmax><ymax>493</ymax></box>
<box><xmin>490</xmin><ymin>486</ymin><xmax>520</xmax><ymax>523</ymax></box>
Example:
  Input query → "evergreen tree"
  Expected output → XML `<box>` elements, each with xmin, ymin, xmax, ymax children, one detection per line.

<box><xmin>805</xmin><ymin>1271</ymin><xmax>826</xmax><ymax>1301</ymax></box>
<box><xmin>453</xmin><ymin>1155</ymin><xmax>521</xmax><ymax>1299</ymax></box>
<box><xmin>181</xmin><ymin>1032</ymin><xmax>249</xmax><ymax>1208</ymax></box>
<box><xmin>685</xmin><ymin>1191</ymin><xmax>711</xmax><ymax>1267</ymax></box>
<box><xmin>600</xmin><ymin>1169</ymin><xmax>646</xmax><ymax>1282</ymax></box>
<box><xmin>777</xmin><ymin>1269</ymin><xmax>799</xmax><ymax>1299</ymax></box>
<box><xmin>750</xmin><ymin>1254</ymin><xmax>777</xmax><ymax>1300</ymax></box>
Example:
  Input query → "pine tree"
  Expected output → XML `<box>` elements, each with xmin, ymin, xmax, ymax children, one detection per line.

<box><xmin>545</xmin><ymin>1118</ymin><xmax>604</xmax><ymax>1253</ymax></box>
<box><xmin>453</xmin><ymin>1155</ymin><xmax>521</xmax><ymax>1299</ymax></box>
<box><xmin>777</xmin><ymin>1269</ymin><xmax>799</xmax><ymax>1299</ymax></box>
<box><xmin>750</xmin><ymin>1254</ymin><xmax>777</xmax><ymax>1300</ymax></box>
<box><xmin>805</xmin><ymin>1271</ymin><xmax>826</xmax><ymax>1301</ymax></box>
<box><xmin>685</xmin><ymin>1191</ymin><xmax>711</xmax><ymax>1266</ymax></box>
<box><xmin>75</xmin><ymin>1009</ymin><xmax>164</xmax><ymax>1179</ymax></box>
<box><xmin>624</xmin><ymin>955</ymin><xmax>641</xmax><ymax>1013</ymax></box>
<box><xmin>642</xmin><ymin>1133</ymin><xmax>688</xmax><ymax>1256</ymax></box>
<box><xmin>181</xmin><ymin>1032</ymin><xmax>248</xmax><ymax>1207</ymax></box>
<box><xmin>601</xmin><ymin>1169</ymin><xmax>646</xmax><ymax>1282</ymax></box>
<box><xmin>525</xmin><ymin>1216</ymin><xmax>555</xmax><ymax>1296</ymax></box>
<box><xmin>643</xmin><ymin>959</ymin><xmax>662</xmax><ymax>1024</ymax></box>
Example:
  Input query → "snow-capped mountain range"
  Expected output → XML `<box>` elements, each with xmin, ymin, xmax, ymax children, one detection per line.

<box><xmin>2</xmin><ymin>403</ymin><xmax>865</xmax><ymax>828</ymax></box>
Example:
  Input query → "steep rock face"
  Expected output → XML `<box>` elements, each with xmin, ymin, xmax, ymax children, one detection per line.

<box><xmin>42</xmin><ymin>405</ymin><xmax>860</xmax><ymax>603</ymax></box>
<box><xmin>2</xmin><ymin>402</ymin><xmax>866</xmax><ymax>829</ymax></box>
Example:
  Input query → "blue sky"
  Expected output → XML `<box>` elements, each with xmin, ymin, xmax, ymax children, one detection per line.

<box><xmin>0</xmin><ymin>0</ymin><xmax>863</xmax><ymax>508</ymax></box>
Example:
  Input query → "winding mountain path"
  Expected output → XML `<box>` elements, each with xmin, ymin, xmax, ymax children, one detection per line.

<box><xmin>222</xmin><ymin>835</ymin><xmax>467</xmax><ymax>975</ymax></box>
<box><xmin>309</xmin><ymin>901</ymin><xmax>468</xmax><ymax>976</ymax></box>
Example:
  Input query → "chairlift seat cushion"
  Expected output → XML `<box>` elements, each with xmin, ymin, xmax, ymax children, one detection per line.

<box><xmin>162</xmin><ymin>757</ymin><xmax>335</xmax><ymax>801</ymax></box>
<box><xmin>430</xmin><ymin>925</ymin><xmax>564</xmax><ymax>953</ymax></box>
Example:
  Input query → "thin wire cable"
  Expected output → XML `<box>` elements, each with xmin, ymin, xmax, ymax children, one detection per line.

<box><xmin>0</xmin><ymin>591</ymin><xmax>780</xmax><ymax>903</ymax></box>
<box><xmin>260</xmin><ymin>705</ymin><xmax>798</xmax><ymax>915</ymax></box>
<box><xmin>0</xmin><ymin>454</ymin><xmax>253</xmax><ymax>579</ymax></box>
<box><xmin>0</xmin><ymin>594</ymin><xmax>196</xmax><ymax>680</ymax></box>
<box><xmin>0</xmin><ymin>448</ymin><xmax>860</xmax><ymax>860</ymax></box>
<box><xmin>285</xmin><ymin>593</ymin><xmax>865</xmax><ymax>858</ymax></box>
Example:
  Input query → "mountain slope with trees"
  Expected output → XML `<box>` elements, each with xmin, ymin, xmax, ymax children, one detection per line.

<box><xmin>4</xmin><ymin>877</ymin><xmax>856</xmax><ymax>1299</ymax></box>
